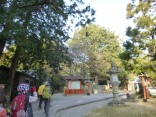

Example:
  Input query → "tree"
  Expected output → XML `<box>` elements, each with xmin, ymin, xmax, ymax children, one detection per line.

<box><xmin>0</xmin><ymin>0</ymin><xmax>95</xmax><ymax>99</ymax></box>
<box><xmin>120</xmin><ymin>0</ymin><xmax>156</xmax><ymax>78</ymax></box>
<box><xmin>68</xmin><ymin>24</ymin><xmax>123</xmax><ymax>80</ymax></box>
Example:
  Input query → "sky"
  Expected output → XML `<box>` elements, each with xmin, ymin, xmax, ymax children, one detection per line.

<box><xmin>83</xmin><ymin>0</ymin><xmax>134</xmax><ymax>40</ymax></box>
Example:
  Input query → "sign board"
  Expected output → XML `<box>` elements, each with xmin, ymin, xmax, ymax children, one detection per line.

<box><xmin>69</xmin><ymin>81</ymin><xmax>80</xmax><ymax>89</ymax></box>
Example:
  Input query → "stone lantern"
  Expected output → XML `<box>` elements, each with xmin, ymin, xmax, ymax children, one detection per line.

<box><xmin>107</xmin><ymin>62</ymin><xmax>122</xmax><ymax>105</ymax></box>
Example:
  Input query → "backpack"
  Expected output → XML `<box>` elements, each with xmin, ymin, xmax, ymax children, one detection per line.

<box><xmin>11</xmin><ymin>94</ymin><xmax>26</xmax><ymax>117</ymax></box>
<box><xmin>42</xmin><ymin>86</ymin><xmax>52</xmax><ymax>99</ymax></box>
<box><xmin>38</xmin><ymin>85</ymin><xmax>45</xmax><ymax>95</ymax></box>
<box><xmin>0</xmin><ymin>107</ymin><xmax>7</xmax><ymax>117</ymax></box>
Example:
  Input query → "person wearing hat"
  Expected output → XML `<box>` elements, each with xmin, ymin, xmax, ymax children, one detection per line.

<box><xmin>42</xmin><ymin>82</ymin><xmax>52</xmax><ymax>117</ymax></box>
<box><xmin>38</xmin><ymin>82</ymin><xmax>47</xmax><ymax>110</ymax></box>
<box><xmin>11</xmin><ymin>83</ymin><xmax>38</xmax><ymax>117</ymax></box>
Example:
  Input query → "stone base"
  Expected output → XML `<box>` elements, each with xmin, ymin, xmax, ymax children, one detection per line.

<box><xmin>108</xmin><ymin>100</ymin><xmax>125</xmax><ymax>106</ymax></box>
<box><xmin>127</xmin><ymin>93</ymin><xmax>136</xmax><ymax>99</ymax></box>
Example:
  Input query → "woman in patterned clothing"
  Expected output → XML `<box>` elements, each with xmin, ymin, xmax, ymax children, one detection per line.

<box><xmin>11</xmin><ymin>83</ymin><xmax>38</xmax><ymax>117</ymax></box>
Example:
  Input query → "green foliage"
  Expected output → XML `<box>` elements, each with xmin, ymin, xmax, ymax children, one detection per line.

<box><xmin>147</xmin><ymin>39</ymin><xmax>156</xmax><ymax>60</ymax></box>
<box><xmin>68</xmin><ymin>24</ymin><xmax>123</xmax><ymax>80</ymax></box>
<box><xmin>51</xmin><ymin>74</ymin><xmax>65</xmax><ymax>91</ymax></box>
<box><xmin>0</xmin><ymin>1</ymin><xmax>96</xmax><ymax>97</ymax></box>
<box><xmin>0</xmin><ymin>0</ymin><xmax>95</xmax><ymax>75</ymax></box>
<box><xmin>120</xmin><ymin>0</ymin><xmax>156</xmax><ymax>79</ymax></box>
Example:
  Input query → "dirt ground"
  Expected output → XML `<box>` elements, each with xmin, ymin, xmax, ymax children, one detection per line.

<box><xmin>85</xmin><ymin>97</ymin><xmax>156</xmax><ymax>117</ymax></box>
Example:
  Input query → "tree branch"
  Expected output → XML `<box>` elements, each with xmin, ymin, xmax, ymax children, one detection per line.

<box><xmin>18</xmin><ymin>1</ymin><xmax>51</xmax><ymax>8</ymax></box>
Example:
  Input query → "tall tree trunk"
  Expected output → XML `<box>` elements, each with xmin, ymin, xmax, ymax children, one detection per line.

<box><xmin>0</xmin><ymin>40</ymin><xmax>6</xmax><ymax>58</ymax></box>
<box><xmin>7</xmin><ymin>10</ymin><xmax>32</xmax><ymax>101</ymax></box>
<box><xmin>8</xmin><ymin>48</ymin><xmax>20</xmax><ymax>102</ymax></box>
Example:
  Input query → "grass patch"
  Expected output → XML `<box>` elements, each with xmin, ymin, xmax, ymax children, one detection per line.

<box><xmin>85</xmin><ymin>99</ymin><xmax>156</xmax><ymax>117</ymax></box>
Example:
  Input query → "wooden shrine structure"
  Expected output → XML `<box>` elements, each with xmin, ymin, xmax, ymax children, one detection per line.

<box><xmin>64</xmin><ymin>76</ymin><xmax>87</xmax><ymax>95</ymax></box>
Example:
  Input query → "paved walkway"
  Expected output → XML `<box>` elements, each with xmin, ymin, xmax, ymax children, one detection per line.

<box><xmin>33</xmin><ymin>92</ymin><xmax>127</xmax><ymax>117</ymax></box>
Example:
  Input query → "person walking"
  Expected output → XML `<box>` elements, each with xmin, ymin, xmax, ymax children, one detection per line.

<box><xmin>125</xmin><ymin>78</ymin><xmax>130</xmax><ymax>98</ymax></box>
<box><xmin>42</xmin><ymin>82</ymin><xmax>52</xmax><ymax>117</ymax></box>
<box><xmin>38</xmin><ymin>82</ymin><xmax>46</xmax><ymax>110</ymax></box>
<box><xmin>0</xmin><ymin>84</ymin><xmax>7</xmax><ymax>108</ymax></box>
<box><xmin>29</xmin><ymin>84</ymin><xmax>37</xmax><ymax>96</ymax></box>
<box><xmin>11</xmin><ymin>83</ymin><xmax>38</xmax><ymax>117</ymax></box>
<box><xmin>86</xmin><ymin>82</ymin><xmax>90</xmax><ymax>96</ymax></box>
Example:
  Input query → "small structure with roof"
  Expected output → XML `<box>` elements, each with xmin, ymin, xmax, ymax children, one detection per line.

<box><xmin>64</xmin><ymin>76</ymin><xmax>87</xmax><ymax>95</ymax></box>
<box><xmin>0</xmin><ymin>66</ymin><xmax>38</xmax><ymax>101</ymax></box>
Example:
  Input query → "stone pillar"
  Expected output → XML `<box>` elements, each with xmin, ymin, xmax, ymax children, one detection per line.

<box><xmin>107</xmin><ymin>62</ymin><xmax>123</xmax><ymax>105</ymax></box>
<box><xmin>113</xmin><ymin>82</ymin><xmax>120</xmax><ymax>100</ymax></box>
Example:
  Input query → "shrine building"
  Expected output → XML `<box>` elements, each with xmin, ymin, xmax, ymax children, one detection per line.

<box><xmin>64</xmin><ymin>76</ymin><xmax>87</xmax><ymax>95</ymax></box>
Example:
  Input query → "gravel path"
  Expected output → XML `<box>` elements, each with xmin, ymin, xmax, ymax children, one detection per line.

<box><xmin>33</xmin><ymin>92</ymin><xmax>127</xmax><ymax>117</ymax></box>
<box><xmin>55</xmin><ymin>98</ymin><xmax>112</xmax><ymax>117</ymax></box>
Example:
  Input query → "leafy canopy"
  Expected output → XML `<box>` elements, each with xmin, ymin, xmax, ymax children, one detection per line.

<box><xmin>68</xmin><ymin>24</ymin><xmax>122</xmax><ymax>79</ymax></box>
<box><xmin>0</xmin><ymin>0</ymin><xmax>95</xmax><ymax>70</ymax></box>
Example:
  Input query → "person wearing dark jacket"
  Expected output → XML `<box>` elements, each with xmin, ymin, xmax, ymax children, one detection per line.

<box><xmin>0</xmin><ymin>84</ymin><xmax>7</xmax><ymax>108</ymax></box>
